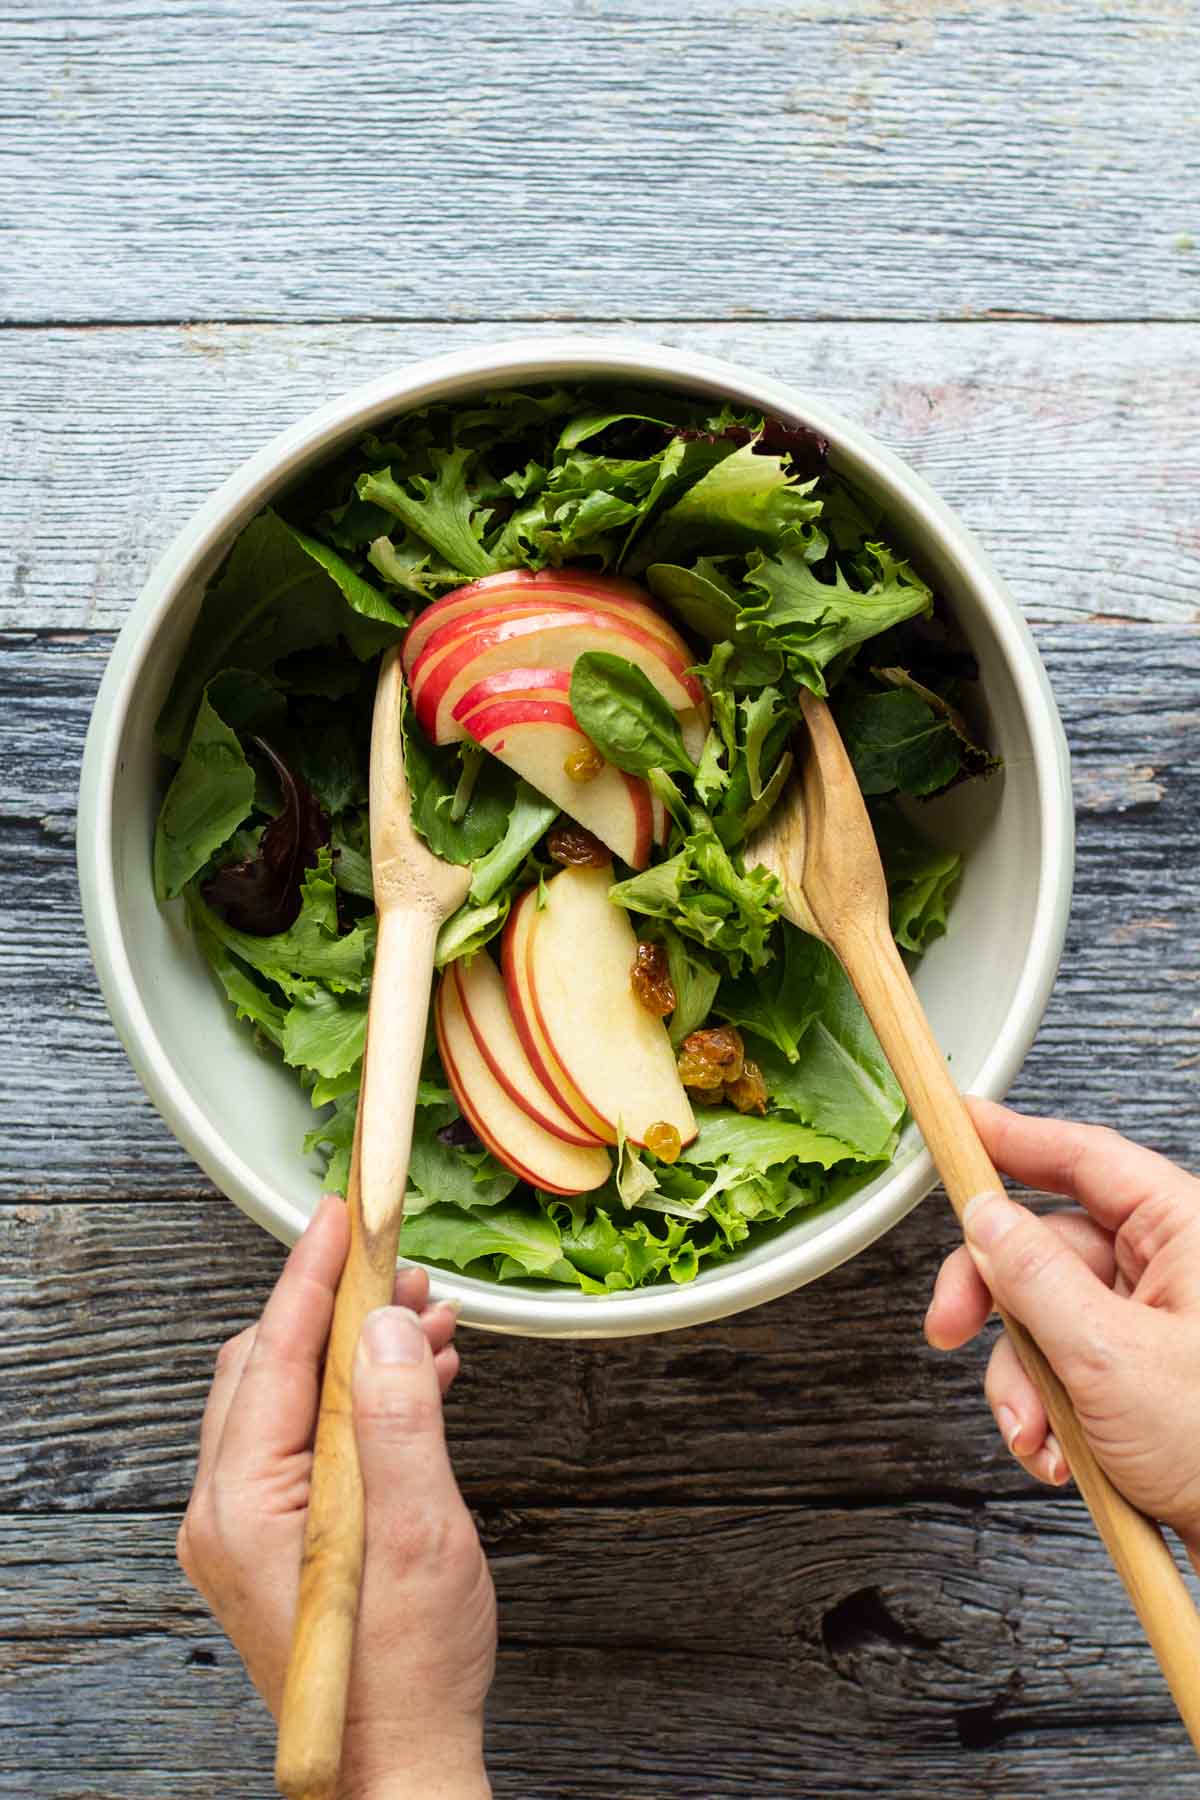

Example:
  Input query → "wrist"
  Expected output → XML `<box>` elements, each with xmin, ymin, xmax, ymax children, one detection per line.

<box><xmin>339</xmin><ymin>1718</ymin><xmax>490</xmax><ymax>1800</ymax></box>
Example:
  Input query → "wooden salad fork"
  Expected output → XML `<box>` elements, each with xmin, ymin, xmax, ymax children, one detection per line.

<box><xmin>275</xmin><ymin>644</ymin><xmax>470</xmax><ymax>1800</ymax></box>
<box><xmin>748</xmin><ymin>688</ymin><xmax>1200</xmax><ymax>1750</ymax></box>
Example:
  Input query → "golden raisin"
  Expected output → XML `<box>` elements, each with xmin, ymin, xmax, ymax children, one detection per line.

<box><xmin>644</xmin><ymin>1121</ymin><xmax>682</xmax><ymax>1164</ymax></box>
<box><xmin>546</xmin><ymin>825</ymin><xmax>612</xmax><ymax>868</ymax></box>
<box><xmin>724</xmin><ymin>1059</ymin><xmax>768</xmax><ymax>1115</ymax></box>
<box><xmin>564</xmin><ymin>744</ymin><xmax>605</xmax><ymax>783</ymax></box>
<box><xmin>631</xmin><ymin>941</ymin><xmax>676</xmax><ymax>1017</ymax></box>
<box><xmin>677</xmin><ymin>1025</ymin><xmax>745</xmax><ymax>1092</ymax></box>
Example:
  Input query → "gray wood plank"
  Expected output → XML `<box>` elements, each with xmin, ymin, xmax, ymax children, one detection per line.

<box><xmin>3</xmin><ymin>322</ymin><xmax>1198</xmax><ymax>632</ymax></box>
<box><xmin>1</xmin><ymin>1507</ymin><xmax>1195</xmax><ymax>1798</ymax></box>
<box><xmin>1</xmin><ymin>2</ymin><xmax>1196</xmax><ymax>325</ymax></box>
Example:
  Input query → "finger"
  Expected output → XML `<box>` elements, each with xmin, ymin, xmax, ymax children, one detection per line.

<box><xmin>925</xmin><ymin>1211</ymin><xmax>1119</xmax><ymax>1350</ymax></box>
<box><xmin>422</xmin><ymin>1302</ymin><xmax>459</xmax><ymax>1360</ymax></box>
<box><xmin>435</xmin><ymin>1343</ymin><xmax>461</xmax><ymax>1396</ymax></box>
<box><xmin>217</xmin><ymin>1194</ymin><xmax>349</xmax><ymax>1478</ymax></box>
<box><xmin>961</xmin><ymin>1185</ymin><xmax>1130</xmax><ymax>1390</ymax></box>
<box><xmin>392</xmin><ymin>1264</ymin><xmax>430</xmax><ymax>1314</ymax></box>
<box><xmin>925</xmin><ymin>1244</ymin><xmax>992</xmax><ymax>1350</ymax></box>
<box><xmin>966</xmin><ymin>1098</ymin><xmax>1200</xmax><ymax>1233</ymax></box>
<box><xmin>986</xmin><ymin>1330</ymin><xmax>1049</xmax><ymax>1463</ymax></box>
<box><xmin>193</xmin><ymin>1325</ymin><xmax>257</xmax><ymax>1489</ymax></box>
<box><xmin>353</xmin><ymin>1306</ymin><xmax>459</xmax><ymax>1517</ymax></box>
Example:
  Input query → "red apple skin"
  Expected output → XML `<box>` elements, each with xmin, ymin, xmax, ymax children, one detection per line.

<box><xmin>450</xmin><ymin>958</ymin><xmax>603</xmax><ymax>1148</ymax></box>
<box><xmin>411</xmin><ymin>606</ymin><xmax>707</xmax><ymax>743</ymax></box>
<box><xmin>462</xmin><ymin>698</ymin><xmax>653</xmax><ymax>869</ymax></box>
<box><xmin>500</xmin><ymin>891</ymin><xmax>616</xmax><ymax>1144</ymax></box>
<box><xmin>452</xmin><ymin>666</ymin><xmax>571</xmax><ymax>721</ymax></box>
<box><xmin>402</xmin><ymin>569</ymin><xmax>690</xmax><ymax>671</ymax></box>
<box><xmin>434</xmin><ymin>974</ymin><xmax>610</xmax><ymax>1194</ymax></box>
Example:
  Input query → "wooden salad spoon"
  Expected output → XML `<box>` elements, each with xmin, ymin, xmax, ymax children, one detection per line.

<box><xmin>748</xmin><ymin>688</ymin><xmax>1200</xmax><ymax>1750</ymax></box>
<box><xmin>275</xmin><ymin>644</ymin><xmax>470</xmax><ymax>1800</ymax></box>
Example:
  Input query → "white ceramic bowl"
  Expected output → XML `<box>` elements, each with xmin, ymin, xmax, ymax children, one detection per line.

<box><xmin>77</xmin><ymin>336</ymin><xmax>1073</xmax><ymax>1339</ymax></box>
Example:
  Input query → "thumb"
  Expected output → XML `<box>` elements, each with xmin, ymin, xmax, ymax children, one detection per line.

<box><xmin>352</xmin><ymin>1307</ymin><xmax>458</xmax><ymax>1518</ymax></box>
<box><xmin>963</xmin><ymin>1188</ymin><xmax>1125</xmax><ymax>1389</ymax></box>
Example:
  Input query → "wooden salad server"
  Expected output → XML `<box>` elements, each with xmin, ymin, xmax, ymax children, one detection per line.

<box><xmin>748</xmin><ymin>689</ymin><xmax>1200</xmax><ymax>1751</ymax></box>
<box><xmin>275</xmin><ymin>644</ymin><xmax>470</xmax><ymax>1800</ymax></box>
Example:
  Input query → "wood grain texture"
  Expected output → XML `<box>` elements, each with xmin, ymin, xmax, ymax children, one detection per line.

<box><xmin>3</xmin><ymin>321</ymin><xmax>1199</xmax><ymax>632</ymax></box>
<box><xmin>2</xmin><ymin>1507</ymin><xmax>1198</xmax><ymax>1799</ymax></box>
<box><xmin>1</xmin><ymin>1</ymin><xmax>1197</xmax><ymax>326</ymax></box>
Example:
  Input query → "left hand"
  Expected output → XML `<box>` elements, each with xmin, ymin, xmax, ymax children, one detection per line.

<box><xmin>177</xmin><ymin>1195</ymin><xmax>496</xmax><ymax>1799</ymax></box>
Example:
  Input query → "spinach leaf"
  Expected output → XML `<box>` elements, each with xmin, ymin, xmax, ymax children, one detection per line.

<box><xmin>570</xmin><ymin>652</ymin><xmax>697</xmax><ymax>778</ymax></box>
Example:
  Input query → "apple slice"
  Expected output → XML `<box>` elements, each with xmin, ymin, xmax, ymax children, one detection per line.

<box><xmin>522</xmin><ymin>865</ymin><xmax>697</xmax><ymax>1150</ymax></box>
<box><xmin>502</xmin><ymin>889</ymin><xmax>615</xmax><ymax>1144</ymax></box>
<box><xmin>650</xmin><ymin>790</ymin><xmax>668</xmax><ymax>847</ymax></box>
<box><xmin>402</xmin><ymin>569</ymin><xmax>693</xmax><ymax>673</ymax></box>
<box><xmin>435</xmin><ymin>970</ymin><xmax>611</xmax><ymax>1195</ymax></box>
<box><xmin>451</xmin><ymin>953</ymin><xmax>604</xmax><ymax>1147</ymax></box>
<box><xmin>453</xmin><ymin>665</ymin><xmax>571</xmax><ymax>720</ymax></box>
<box><xmin>460</xmin><ymin>696</ymin><xmax>654</xmax><ymax>869</ymax></box>
<box><xmin>410</xmin><ymin>606</ymin><xmax>707</xmax><ymax>744</ymax></box>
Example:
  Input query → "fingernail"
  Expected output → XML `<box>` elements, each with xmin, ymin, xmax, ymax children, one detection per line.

<box><xmin>1045</xmin><ymin>1432</ymin><xmax>1070</xmax><ymax>1485</ymax></box>
<box><xmin>996</xmin><ymin>1403</ymin><xmax>1022</xmax><ymax>1454</ymax></box>
<box><xmin>962</xmin><ymin>1189</ymin><xmax>1020</xmax><ymax>1254</ymax></box>
<box><xmin>362</xmin><ymin>1307</ymin><xmax>426</xmax><ymax>1366</ymax></box>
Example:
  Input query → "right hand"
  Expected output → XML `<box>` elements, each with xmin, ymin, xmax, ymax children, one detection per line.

<box><xmin>925</xmin><ymin>1098</ymin><xmax>1200</xmax><ymax>1570</ymax></box>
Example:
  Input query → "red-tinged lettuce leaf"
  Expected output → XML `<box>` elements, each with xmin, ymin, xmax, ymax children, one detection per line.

<box><xmin>189</xmin><ymin>849</ymin><xmax>373</xmax><ymax>991</ymax></box>
<box><xmin>202</xmin><ymin>738</ymin><xmax>330</xmax><ymax>935</ymax></box>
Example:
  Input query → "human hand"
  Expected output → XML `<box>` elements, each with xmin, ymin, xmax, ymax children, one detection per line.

<box><xmin>925</xmin><ymin>1098</ymin><xmax>1200</xmax><ymax>1572</ymax></box>
<box><xmin>177</xmin><ymin>1196</ymin><xmax>496</xmax><ymax>1799</ymax></box>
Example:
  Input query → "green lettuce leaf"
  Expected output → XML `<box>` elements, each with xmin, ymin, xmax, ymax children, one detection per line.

<box><xmin>834</xmin><ymin>686</ymin><xmax>961</xmax><ymax>797</ymax></box>
<box><xmin>609</xmin><ymin>820</ymin><xmax>781</xmax><ymax>975</ymax></box>
<box><xmin>399</xmin><ymin>1199</ymin><xmax>563</xmax><ymax>1277</ymax></box>
<box><xmin>358</xmin><ymin>449</ymin><xmax>498</xmax><ymax>578</ymax></box>
<box><xmin>871</xmin><ymin>801</ymin><xmax>963</xmax><ymax>952</ymax></box>
<box><xmin>679</xmin><ymin>1110</ymin><xmax>865</xmax><ymax>1172</ymax></box>
<box><xmin>627</xmin><ymin>445</ymin><xmax>825</xmax><ymax>569</ymax></box>
<box><xmin>157</xmin><ymin>513</ymin><xmax>404</xmax><ymax>757</ymax></box>
<box><xmin>282</xmin><ymin>986</ymin><xmax>369</xmax><ymax>1080</ymax></box>
<box><xmin>192</xmin><ymin>920</ymin><xmax>288</xmax><ymax>1050</ymax></box>
<box><xmin>742</xmin><ymin>542</ymin><xmax>932</xmax><ymax>695</ymax></box>
<box><xmin>154</xmin><ymin>689</ymin><xmax>255</xmax><ymax>900</ymax></box>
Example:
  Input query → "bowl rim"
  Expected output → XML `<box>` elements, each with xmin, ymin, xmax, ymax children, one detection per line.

<box><xmin>77</xmin><ymin>334</ymin><xmax>1074</xmax><ymax>1338</ymax></box>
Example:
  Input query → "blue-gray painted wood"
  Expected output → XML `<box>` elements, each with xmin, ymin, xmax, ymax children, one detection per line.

<box><xmin>1</xmin><ymin>2</ymin><xmax>1197</xmax><ymax>325</ymax></box>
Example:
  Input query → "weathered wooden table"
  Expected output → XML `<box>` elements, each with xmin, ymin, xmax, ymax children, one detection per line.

<box><xmin>3</xmin><ymin>3</ymin><xmax>1198</xmax><ymax>1794</ymax></box>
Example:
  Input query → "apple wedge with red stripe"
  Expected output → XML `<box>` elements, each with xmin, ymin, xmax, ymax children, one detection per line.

<box><xmin>501</xmin><ymin>886</ymin><xmax>615</xmax><ymax>1144</ymax></box>
<box><xmin>410</xmin><ymin>605</ymin><xmax>707</xmax><ymax>746</ymax></box>
<box><xmin>451</xmin><ymin>952</ymin><xmax>604</xmax><ymax>1148</ymax></box>
<box><xmin>435</xmin><ymin>964</ymin><xmax>612</xmax><ymax>1195</ymax></box>
<box><xmin>401</xmin><ymin>568</ymin><xmax>694</xmax><ymax>674</ymax></box>
<box><xmin>502</xmin><ymin>866</ymin><xmax>697</xmax><ymax>1152</ymax></box>
<box><xmin>456</xmin><ymin>691</ymin><xmax>657</xmax><ymax>869</ymax></box>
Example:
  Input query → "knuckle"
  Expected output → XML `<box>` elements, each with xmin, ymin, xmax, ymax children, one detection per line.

<box><xmin>357</xmin><ymin>1390</ymin><xmax>443</xmax><ymax>1444</ymax></box>
<box><xmin>215</xmin><ymin>1327</ymin><xmax>253</xmax><ymax>1375</ymax></box>
<box><xmin>1058</xmin><ymin>1308</ymin><xmax>1122</xmax><ymax>1388</ymax></box>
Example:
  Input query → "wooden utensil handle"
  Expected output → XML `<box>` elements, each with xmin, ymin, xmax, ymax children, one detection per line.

<box><xmin>839</xmin><ymin>913</ymin><xmax>1200</xmax><ymax>1751</ymax></box>
<box><xmin>275</xmin><ymin>905</ymin><xmax>441</xmax><ymax>1800</ymax></box>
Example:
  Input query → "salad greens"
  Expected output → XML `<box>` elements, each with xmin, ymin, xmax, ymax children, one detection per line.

<box><xmin>154</xmin><ymin>385</ymin><xmax>994</xmax><ymax>1292</ymax></box>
